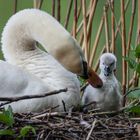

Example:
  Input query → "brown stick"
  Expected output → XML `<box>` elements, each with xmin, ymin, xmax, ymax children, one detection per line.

<box><xmin>64</xmin><ymin>0</ymin><xmax>73</xmax><ymax>29</ymax></box>
<box><xmin>76</xmin><ymin>12</ymin><xmax>89</xmax><ymax>37</ymax></box>
<box><xmin>71</xmin><ymin>1</ymin><xmax>82</xmax><ymax>35</ymax></box>
<box><xmin>52</xmin><ymin>0</ymin><xmax>55</xmax><ymax>17</ymax></box>
<box><xmin>82</xmin><ymin>0</ymin><xmax>88</xmax><ymax>61</ymax></box>
<box><xmin>13</xmin><ymin>0</ymin><xmax>18</xmax><ymax>13</ymax></box>
<box><xmin>109</xmin><ymin>0</ymin><xmax>130</xmax><ymax>53</ymax></box>
<box><xmin>104</xmin><ymin>5</ymin><xmax>110</xmax><ymax>52</ymax></box>
<box><xmin>127</xmin><ymin>0</ymin><xmax>136</xmax><ymax>53</ymax></box>
<box><xmin>77</xmin><ymin>0</ymin><xmax>82</xmax><ymax>21</ymax></box>
<box><xmin>89</xmin><ymin>15</ymin><xmax>105</xmax><ymax>67</ymax></box>
<box><xmin>72</xmin><ymin>0</ymin><xmax>77</xmax><ymax>38</ymax></box>
<box><xmin>94</xmin><ymin>47</ymin><xmax>106</xmax><ymax>72</ymax></box>
<box><xmin>86</xmin><ymin>0</ymin><xmax>98</xmax><ymax>60</ymax></box>
<box><xmin>0</xmin><ymin>89</ymin><xmax>67</xmax><ymax>107</ymax></box>
<box><xmin>121</xmin><ymin>0</ymin><xmax>127</xmax><ymax>106</ymax></box>
<box><xmin>110</xmin><ymin>0</ymin><xmax>115</xmax><ymax>53</ymax></box>
<box><xmin>126</xmin><ymin>0</ymin><xmax>136</xmax><ymax>89</ymax></box>
<box><xmin>94</xmin><ymin>0</ymin><xmax>129</xmax><ymax>72</ymax></box>
<box><xmin>79</xmin><ymin>1</ymin><xmax>93</xmax><ymax>46</ymax></box>
<box><xmin>33</xmin><ymin>0</ymin><xmax>43</xmax><ymax>9</ymax></box>
<box><xmin>86</xmin><ymin>119</ymin><xmax>97</xmax><ymax>140</ymax></box>
<box><xmin>133</xmin><ymin>0</ymin><xmax>140</xmax><ymax>87</ymax></box>
<box><xmin>137</xmin><ymin>125</ymin><xmax>140</xmax><ymax>139</ymax></box>
<box><xmin>57</xmin><ymin>0</ymin><xmax>61</xmax><ymax>22</ymax></box>
<box><xmin>87</xmin><ymin>0</ymin><xmax>97</xmax><ymax>43</ymax></box>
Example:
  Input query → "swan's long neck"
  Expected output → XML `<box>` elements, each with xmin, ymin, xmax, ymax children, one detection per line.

<box><xmin>2</xmin><ymin>9</ymin><xmax>86</xmax><ymax>76</ymax></box>
<box><xmin>1</xmin><ymin>9</ymin><xmax>71</xmax><ymax>64</ymax></box>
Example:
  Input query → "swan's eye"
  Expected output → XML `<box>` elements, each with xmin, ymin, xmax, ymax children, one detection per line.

<box><xmin>103</xmin><ymin>62</ymin><xmax>105</xmax><ymax>65</ymax></box>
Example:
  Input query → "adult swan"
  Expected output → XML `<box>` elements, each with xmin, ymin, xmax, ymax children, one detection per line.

<box><xmin>1</xmin><ymin>9</ymin><xmax>102</xmax><ymax>113</ymax></box>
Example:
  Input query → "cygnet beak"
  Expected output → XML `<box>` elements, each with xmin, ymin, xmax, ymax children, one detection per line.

<box><xmin>80</xmin><ymin>61</ymin><xmax>103</xmax><ymax>88</ymax></box>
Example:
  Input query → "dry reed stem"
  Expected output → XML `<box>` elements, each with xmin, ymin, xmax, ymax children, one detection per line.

<box><xmin>79</xmin><ymin>1</ymin><xmax>93</xmax><ymax>46</ymax></box>
<box><xmin>82</xmin><ymin>0</ymin><xmax>89</xmax><ymax>61</ymax></box>
<box><xmin>121</xmin><ymin>0</ymin><xmax>127</xmax><ymax>105</ymax></box>
<box><xmin>94</xmin><ymin>47</ymin><xmax>106</xmax><ymax>72</ymax></box>
<box><xmin>86</xmin><ymin>119</ymin><xmax>97</xmax><ymax>140</ymax></box>
<box><xmin>57</xmin><ymin>0</ymin><xmax>60</xmax><ymax>22</ymax></box>
<box><xmin>72</xmin><ymin>0</ymin><xmax>77</xmax><ymax>38</ymax></box>
<box><xmin>94</xmin><ymin>1</ymin><xmax>129</xmax><ymax>72</ymax></box>
<box><xmin>71</xmin><ymin>1</ymin><xmax>82</xmax><ymax>35</ymax></box>
<box><xmin>89</xmin><ymin>14</ymin><xmax>105</xmax><ymax>67</ymax></box>
<box><xmin>77</xmin><ymin>0</ymin><xmax>82</xmax><ymax>21</ymax></box>
<box><xmin>127</xmin><ymin>0</ymin><xmax>136</xmax><ymax>53</ymax></box>
<box><xmin>110</xmin><ymin>0</ymin><xmax>115</xmax><ymax>53</ymax></box>
<box><xmin>126</xmin><ymin>0</ymin><xmax>136</xmax><ymax>89</ymax></box>
<box><xmin>132</xmin><ymin>0</ymin><xmax>140</xmax><ymax>87</ymax></box>
<box><xmin>108</xmin><ymin>0</ymin><xmax>130</xmax><ymax>41</ymax></box>
<box><xmin>137</xmin><ymin>125</ymin><xmax>140</xmax><ymax>139</ymax></box>
<box><xmin>85</xmin><ymin>0</ymin><xmax>97</xmax><ymax>58</ymax></box>
<box><xmin>104</xmin><ymin>5</ymin><xmax>110</xmax><ymax>52</ymax></box>
<box><xmin>76</xmin><ymin>11</ymin><xmax>89</xmax><ymax>37</ymax></box>
<box><xmin>87</xmin><ymin>0</ymin><xmax>97</xmax><ymax>43</ymax></box>
<box><xmin>138</xmin><ymin>0</ymin><xmax>140</xmax><ymax>34</ymax></box>
<box><xmin>52</xmin><ymin>0</ymin><xmax>55</xmax><ymax>17</ymax></box>
<box><xmin>33</xmin><ymin>0</ymin><xmax>43</xmax><ymax>9</ymax></box>
<box><xmin>64</xmin><ymin>0</ymin><xmax>73</xmax><ymax>29</ymax></box>
<box><xmin>14</xmin><ymin>0</ymin><xmax>18</xmax><ymax>13</ymax></box>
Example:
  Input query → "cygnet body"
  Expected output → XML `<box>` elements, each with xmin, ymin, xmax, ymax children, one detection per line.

<box><xmin>82</xmin><ymin>53</ymin><xmax>122</xmax><ymax>111</ymax></box>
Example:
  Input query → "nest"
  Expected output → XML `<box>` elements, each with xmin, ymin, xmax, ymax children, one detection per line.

<box><xmin>0</xmin><ymin>89</ymin><xmax>139</xmax><ymax>140</ymax></box>
<box><xmin>0</xmin><ymin>109</ymin><xmax>139</xmax><ymax>140</ymax></box>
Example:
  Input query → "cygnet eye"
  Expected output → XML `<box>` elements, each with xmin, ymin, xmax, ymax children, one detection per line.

<box><xmin>110</xmin><ymin>62</ymin><xmax>114</xmax><ymax>66</ymax></box>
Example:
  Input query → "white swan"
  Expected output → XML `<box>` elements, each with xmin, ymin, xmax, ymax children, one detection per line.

<box><xmin>82</xmin><ymin>53</ymin><xmax>122</xmax><ymax>111</ymax></box>
<box><xmin>1</xmin><ymin>9</ymin><xmax>102</xmax><ymax>113</ymax></box>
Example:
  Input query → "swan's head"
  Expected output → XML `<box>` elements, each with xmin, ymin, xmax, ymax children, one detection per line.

<box><xmin>1</xmin><ymin>9</ymin><xmax>103</xmax><ymax>88</ymax></box>
<box><xmin>99</xmin><ymin>53</ymin><xmax>117</xmax><ymax>76</ymax></box>
<box><xmin>52</xmin><ymin>36</ymin><xmax>103</xmax><ymax>88</ymax></box>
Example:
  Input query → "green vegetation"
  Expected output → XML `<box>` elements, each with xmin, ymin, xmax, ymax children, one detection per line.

<box><xmin>0</xmin><ymin>107</ymin><xmax>36</xmax><ymax>139</ymax></box>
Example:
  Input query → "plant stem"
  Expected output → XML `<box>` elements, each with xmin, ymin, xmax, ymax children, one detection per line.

<box><xmin>121</xmin><ymin>0</ymin><xmax>127</xmax><ymax>106</ymax></box>
<box><xmin>64</xmin><ymin>0</ymin><xmax>73</xmax><ymax>29</ymax></box>
<box><xmin>82</xmin><ymin>0</ymin><xmax>89</xmax><ymax>61</ymax></box>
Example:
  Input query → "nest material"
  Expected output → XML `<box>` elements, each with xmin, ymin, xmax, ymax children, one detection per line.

<box><xmin>0</xmin><ymin>110</ymin><xmax>139</xmax><ymax>140</ymax></box>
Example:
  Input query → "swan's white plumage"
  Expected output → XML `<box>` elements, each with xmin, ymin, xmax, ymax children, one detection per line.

<box><xmin>0</xmin><ymin>9</ymin><xmax>86</xmax><ymax>112</ymax></box>
<box><xmin>82</xmin><ymin>53</ymin><xmax>122</xmax><ymax>111</ymax></box>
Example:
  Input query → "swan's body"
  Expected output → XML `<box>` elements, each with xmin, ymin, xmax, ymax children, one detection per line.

<box><xmin>0</xmin><ymin>9</ymin><xmax>98</xmax><ymax>112</ymax></box>
<box><xmin>82</xmin><ymin>53</ymin><xmax>122</xmax><ymax>111</ymax></box>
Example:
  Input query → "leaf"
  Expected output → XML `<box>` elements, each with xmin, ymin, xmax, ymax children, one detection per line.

<box><xmin>130</xmin><ymin>44</ymin><xmax>135</xmax><ymax>50</ymax></box>
<box><xmin>0</xmin><ymin>106</ymin><xmax>14</xmax><ymax>127</ymax></box>
<box><xmin>20</xmin><ymin>125</ymin><xmax>36</xmax><ymax>137</ymax></box>
<box><xmin>123</xmin><ymin>57</ymin><xmax>137</xmax><ymax>69</ymax></box>
<box><xmin>128</xmin><ymin>88</ymin><xmax>140</xmax><ymax>99</ymax></box>
<box><xmin>135</xmin><ymin>44</ymin><xmax>140</xmax><ymax>58</ymax></box>
<box><xmin>0</xmin><ymin>129</ymin><xmax>15</xmax><ymax>136</ymax></box>
<box><xmin>127</xmin><ymin>106</ymin><xmax>140</xmax><ymax>115</ymax></box>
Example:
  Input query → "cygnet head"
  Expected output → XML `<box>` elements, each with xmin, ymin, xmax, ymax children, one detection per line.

<box><xmin>99</xmin><ymin>53</ymin><xmax>117</xmax><ymax>76</ymax></box>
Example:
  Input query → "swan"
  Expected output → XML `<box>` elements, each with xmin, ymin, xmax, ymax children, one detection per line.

<box><xmin>1</xmin><ymin>9</ymin><xmax>102</xmax><ymax>113</ymax></box>
<box><xmin>82</xmin><ymin>53</ymin><xmax>122</xmax><ymax>111</ymax></box>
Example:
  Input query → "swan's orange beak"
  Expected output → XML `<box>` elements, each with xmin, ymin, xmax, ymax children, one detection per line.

<box><xmin>87</xmin><ymin>66</ymin><xmax>103</xmax><ymax>88</ymax></box>
<box><xmin>81</xmin><ymin>61</ymin><xmax>103</xmax><ymax>88</ymax></box>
